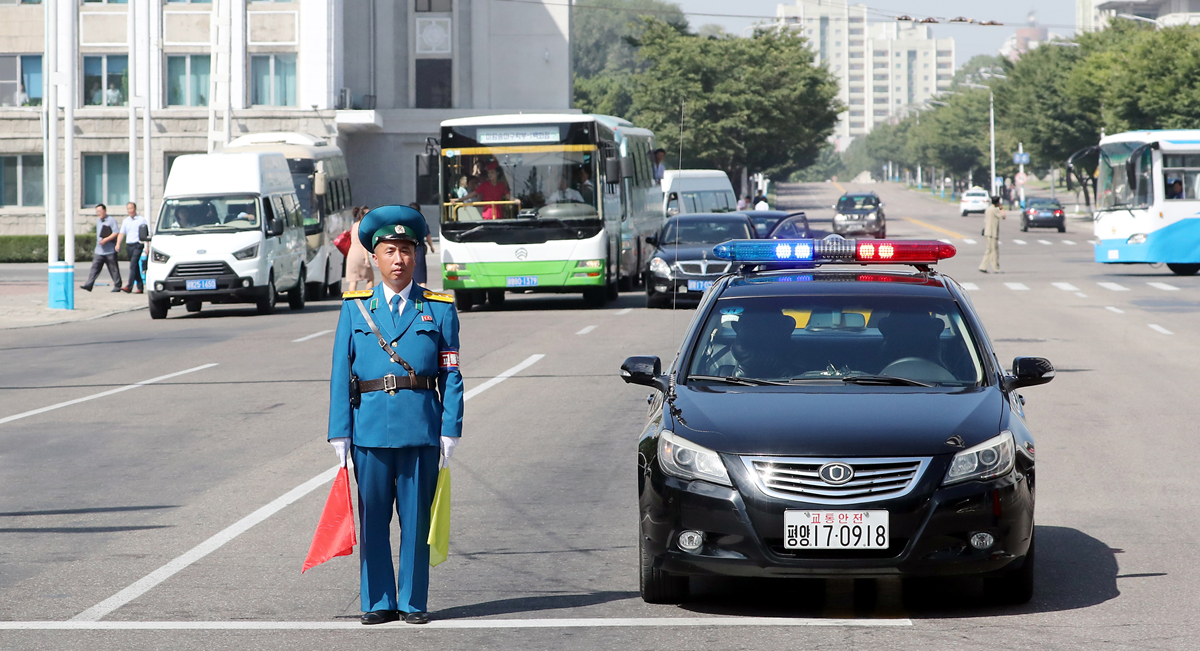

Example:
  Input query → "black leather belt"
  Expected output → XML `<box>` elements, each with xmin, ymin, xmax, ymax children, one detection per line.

<box><xmin>357</xmin><ymin>373</ymin><xmax>437</xmax><ymax>394</ymax></box>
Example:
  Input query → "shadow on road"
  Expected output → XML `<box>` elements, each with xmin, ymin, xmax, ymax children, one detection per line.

<box><xmin>434</xmin><ymin>590</ymin><xmax>639</xmax><ymax>620</ymax></box>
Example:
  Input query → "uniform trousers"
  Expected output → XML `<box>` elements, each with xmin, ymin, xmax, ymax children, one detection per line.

<box><xmin>126</xmin><ymin>243</ymin><xmax>145</xmax><ymax>290</ymax></box>
<box><xmin>352</xmin><ymin>444</ymin><xmax>440</xmax><ymax>613</ymax></box>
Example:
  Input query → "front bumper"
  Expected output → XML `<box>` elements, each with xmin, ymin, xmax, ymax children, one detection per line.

<box><xmin>640</xmin><ymin>457</ymin><xmax>1034</xmax><ymax>579</ymax></box>
<box><xmin>832</xmin><ymin>218</ymin><xmax>883</xmax><ymax>235</ymax></box>
<box><xmin>1024</xmin><ymin>214</ymin><xmax>1064</xmax><ymax>227</ymax></box>
<box><xmin>648</xmin><ymin>273</ymin><xmax>721</xmax><ymax>297</ymax></box>
<box><xmin>443</xmin><ymin>260</ymin><xmax>605</xmax><ymax>291</ymax></box>
<box><xmin>148</xmin><ymin>274</ymin><xmax>268</xmax><ymax>304</ymax></box>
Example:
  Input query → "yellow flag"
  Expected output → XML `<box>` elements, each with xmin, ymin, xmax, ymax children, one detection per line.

<box><xmin>427</xmin><ymin>466</ymin><xmax>450</xmax><ymax>567</ymax></box>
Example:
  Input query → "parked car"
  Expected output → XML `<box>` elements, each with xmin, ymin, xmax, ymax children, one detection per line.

<box><xmin>644</xmin><ymin>213</ymin><xmax>756</xmax><ymax>308</ymax></box>
<box><xmin>960</xmin><ymin>188</ymin><xmax>990</xmax><ymax>216</ymax></box>
<box><xmin>1021</xmin><ymin>198</ymin><xmax>1066</xmax><ymax>232</ymax></box>
<box><xmin>766</xmin><ymin>212</ymin><xmax>813</xmax><ymax>239</ymax></box>
<box><xmin>832</xmin><ymin>193</ymin><xmax>886</xmax><ymax>238</ymax></box>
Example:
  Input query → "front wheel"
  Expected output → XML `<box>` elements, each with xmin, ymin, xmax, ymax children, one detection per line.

<box><xmin>1020</xmin><ymin>219</ymin><xmax>1029</xmax><ymax>232</ymax></box>
<box><xmin>454</xmin><ymin>289</ymin><xmax>476</xmax><ymax>311</ymax></box>
<box><xmin>256</xmin><ymin>273</ymin><xmax>277</xmax><ymax>315</ymax></box>
<box><xmin>288</xmin><ymin>268</ymin><xmax>307</xmax><ymax>310</ymax></box>
<box><xmin>984</xmin><ymin>532</ymin><xmax>1035</xmax><ymax>605</ymax></box>
<box><xmin>1167</xmin><ymin>263</ymin><xmax>1200</xmax><ymax>276</ymax></box>
<box><xmin>486</xmin><ymin>289</ymin><xmax>506</xmax><ymax>307</ymax></box>
<box><xmin>639</xmin><ymin>528</ymin><xmax>688</xmax><ymax>604</ymax></box>
<box><xmin>149</xmin><ymin>297</ymin><xmax>169</xmax><ymax>320</ymax></box>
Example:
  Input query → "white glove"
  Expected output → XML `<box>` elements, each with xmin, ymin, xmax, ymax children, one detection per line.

<box><xmin>439</xmin><ymin>436</ymin><xmax>459</xmax><ymax>467</ymax></box>
<box><xmin>330</xmin><ymin>437</ymin><xmax>350</xmax><ymax>466</ymax></box>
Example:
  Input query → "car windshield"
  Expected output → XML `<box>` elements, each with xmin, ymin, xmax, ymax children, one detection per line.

<box><xmin>687</xmin><ymin>294</ymin><xmax>984</xmax><ymax>387</ymax></box>
<box><xmin>156</xmin><ymin>195</ymin><xmax>261</xmax><ymax>233</ymax></box>
<box><xmin>836</xmin><ymin>196</ymin><xmax>877</xmax><ymax>211</ymax></box>
<box><xmin>661</xmin><ymin>219</ymin><xmax>752</xmax><ymax>244</ymax></box>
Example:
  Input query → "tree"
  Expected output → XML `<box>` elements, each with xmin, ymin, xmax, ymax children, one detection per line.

<box><xmin>630</xmin><ymin>19</ymin><xmax>842</xmax><ymax>181</ymax></box>
<box><xmin>572</xmin><ymin>0</ymin><xmax>687</xmax><ymax>80</ymax></box>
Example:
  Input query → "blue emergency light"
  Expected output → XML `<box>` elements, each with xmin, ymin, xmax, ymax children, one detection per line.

<box><xmin>712</xmin><ymin>236</ymin><xmax>956</xmax><ymax>266</ymax></box>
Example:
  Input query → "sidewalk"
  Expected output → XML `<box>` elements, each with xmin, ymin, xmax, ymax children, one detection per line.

<box><xmin>0</xmin><ymin>263</ymin><xmax>147</xmax><ymax>329</ymax></box>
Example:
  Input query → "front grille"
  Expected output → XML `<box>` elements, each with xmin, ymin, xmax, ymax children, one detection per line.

<box><xmin>742</xmin><ymin>456</ymin><xmax>928</xmax><ymax>505</ymax></box>
<box><xmin>171</xmin><ymin>261</ymin><xmax>234</xmax><ymax>277</ymax></box>
<box><xmin>675</xmin><ymin>261</ymin><xmax>731</xmax><ymax>276</ymax></box>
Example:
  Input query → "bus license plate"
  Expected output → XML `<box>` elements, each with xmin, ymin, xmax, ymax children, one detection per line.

<box><xmin>506</xmin><ymin>276</ymin><xmax>538</xmax><ymax>288</ymax></box>
<box><xmin>185</xmin><ymin>279</ymin><xmax>217</xmax><ymax>291</ymax></box>
<box><xmin>687</xmin><ymin>280</ymin><xmax>713</xmax><ymax>292</ymax></box>
<box><xmin>784</xmin><ymin>510</ymin><xmax>889</xmax><ymax>549</ymax></box>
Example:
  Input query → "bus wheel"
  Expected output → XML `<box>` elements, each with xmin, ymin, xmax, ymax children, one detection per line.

<box><xmin>486</xmin><ymin>289</ymin><xmax>506</xmax><ymax>307</ymax></box>
<box><xmin>1167</xmin><ymin>263</ymin><xmax>1200</xmax><ymax>276</ymax></box>
<box><xmin>454</xmin><ymin>290</ymin><xmax>475</xmax><ymax>311</ymax></box>
<box><xmin>583</xmin><ymin>286</ymin><xmax>607</xmax><ymax>308</ymax></box>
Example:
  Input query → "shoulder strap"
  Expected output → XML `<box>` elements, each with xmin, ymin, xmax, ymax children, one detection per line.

<box><xmin>353</xmin><ymin>299</ymin><xmax>418</xmax><ymax>380</ymax></box>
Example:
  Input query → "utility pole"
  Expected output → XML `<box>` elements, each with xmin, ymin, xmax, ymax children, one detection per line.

<box><xmin>989</xmin><ymin>91</ymin><xmax>996</xmax><ymax>197</ymax></box>
<box><xmin>46</xmin><ymin>0</ymin><xmax>68</xmax><ymax>308</ymax></box>
<box><xmin>128</xmin><ymin>0</ymin><xmax>138</xmax><ymax>210</ymax></box>
<box><xmin>143</xmin><ymin>0</ymin><xmax>154</xmax><ymax>227</ymax></box>
<box><xmin>1018</xmin><ymin>141</ymin><xmax>1026</xmax><ymax>207</ymax></box>
<box><xmin>64</xmin><ymin>0</ymin><xmax>77</xmax><ymax>306</ymax></box>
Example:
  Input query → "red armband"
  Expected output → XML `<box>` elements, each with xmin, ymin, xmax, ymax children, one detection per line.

<box><xmin>439</xmin><ymin>350</ymin><xmax>460</xmax><ymax>369</ymax></box>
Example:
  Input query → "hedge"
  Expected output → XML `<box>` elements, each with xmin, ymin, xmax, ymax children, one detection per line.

<box><xmin>0</xmin><ymin>235</ymin><xmax>142</xmax><ymax>263</ymax></box>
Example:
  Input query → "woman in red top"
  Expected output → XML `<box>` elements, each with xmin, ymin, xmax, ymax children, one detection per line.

<box><xmin>462</xmin><ymin>163</ymin><xmax>512</xmax><ymax>220</ymax></box>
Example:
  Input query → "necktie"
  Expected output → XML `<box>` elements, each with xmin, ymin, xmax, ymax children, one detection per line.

<box><xmin>390</xmin><ymin>294</ymin><xmax>401</xmax><ymax>329</ymax></box>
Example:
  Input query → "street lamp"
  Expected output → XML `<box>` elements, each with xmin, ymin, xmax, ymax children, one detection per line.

<box><xmin>963</xmin><ymin>82</ymin><xmax>997</xmax><ymax>197</ymax></box>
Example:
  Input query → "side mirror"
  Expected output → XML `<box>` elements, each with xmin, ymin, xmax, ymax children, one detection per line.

<box><xmin>621</xmin><ymin>355</ymin><xmax>667</xmax><ymax>391</ymax></box>
<box><xmin>269</xmin><ymin>219</ymin><xmax>285</xmax><ymax>237</ymax></box>
<box><xmin>1006</xmin><ymin>356</ymin><xmax>1055</xmax><ymax>390</ymax></box>
<box><xmin>620</xmin><ymin>157</ymin><xmax>634</xmax><ymax>179</ymax></box>
<box><xmin>645</xmin><ymin>234</ymin><xmax>658</xmax><ymax>247</ymax></box>
<box><xmin>314</xmin><ymin>171</ymin><xmax>328</xmax><ymax>196</ymax></box>
<box><xmin>138</xmin><ymin>223</ymin><xmax>151</xmax><ymax>242</ymax></box>
<box><xmin>605</xmin><ymin>158</ymin><xmax>621</xmax><ymax>181</ymax></box>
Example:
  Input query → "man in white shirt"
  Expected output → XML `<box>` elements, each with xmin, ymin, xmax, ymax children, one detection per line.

<box><xmin>115</xmin><ymin>202</ymin><xmax>148</xmax><ymax>293</ymax></box>
<box><xmin>546</xmin><ymin>177</ymin><xmax>584</xmax><ymax>204</ymax></box>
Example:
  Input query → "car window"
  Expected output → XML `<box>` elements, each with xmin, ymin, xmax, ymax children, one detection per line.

<box><xmin>661</xmin><ymin>219</ymin><xmax>753</xmax><ymax>244</ymax></box>
<box><xmin>687</xmin><ymin>295</ymin><xmax>984</xmax><ymax>386</ymax></box>
<box><xmin>837</xmin><ymin>196</ymin><xmax>876</xmax><ymax>211</ymax></box>
<box><xmin>156</xmin><ymin>194</ymin><xmax>261</xmax><ymax>233</ymax></box>
<box><xmin>771</xmin><ymin>217</ymin><xmax>809</xmax><ymax>239</ymax></box>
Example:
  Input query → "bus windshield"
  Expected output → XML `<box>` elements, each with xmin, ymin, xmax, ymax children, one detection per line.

<box><xmin>1097</xmin><ymin>142</ymin><xmax>1142</xmax><ymax>211</ymax></box>
<box><xmin>156</xmin><ymin>195</ymin><xmax>261</xmax><ymax>233</ymax></box>
<box><xmin>444</xmin><ymin>148</ymin><xmax>597</xmax><ymax>222</ymax></box>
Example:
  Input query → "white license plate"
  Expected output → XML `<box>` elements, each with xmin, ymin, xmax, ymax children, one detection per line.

<box><xmin>686</xmin><ymin>280</ymin><xmax>713</xmax><ymax>292</ymax></box>
<box><xmin>506</xmin><ymin>276</ymin><xmax>538</xmax><ymax>287</ymax></box>
<box><xmin>784</xmin><ymin>510</ymin><xmax>889</xmax><ymax>549</ymax></box>
<box><xmin>185</xmin><ymin>279</ymin><xmax>217</xmax><ymax>291</ymax></box>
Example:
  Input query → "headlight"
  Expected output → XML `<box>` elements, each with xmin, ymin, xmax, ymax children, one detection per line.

<box><xmin>1127</xmin><ymin>234</ymin><xmax>1146</xmax><ymax>245</ymax></box>
<box><xmin>150</xmin><ymin>248</ymin><xmax>170</xmax><ymax>264</ymax></box>
<box><xmin>944</xmin><ymin>431</ymin><xmax>1015</xmax><ymax>485</ymax></box>
<box><xmin>444</xmin><ymin>263</ymin><xmax>467</xmax><ymax>272</ymax></box>
<box><xmin>834</xmin><ymin>213</ymin><xmax>845</xmax><ymax>220</ymax></box>
<box><xmin>576</xmin><ymin>259</ymin><xmax>603</xmax><ymax>268</ymax></box>
<box><xmin>232</xmin><ymin>244</ymin><xmax>259</xmax><ymax>260</ymax></box>
<box><xmin>649</xmin><ymin>257</ymin><xmax>672</xmax><ymax>277</ymax></box>
<box><xmin>658</xmin><ymin>430</ymin><xmax>731</xmax><ymax>486</ymax></box>
<box><xmin>867</xmin><ymin>211</ymin><xmax>877</xmax><ymax>219</ymax></box>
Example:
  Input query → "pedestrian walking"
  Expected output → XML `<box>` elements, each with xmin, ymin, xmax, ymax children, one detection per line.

<box><xmin>979</xmin><ymin>195</ymin><xmax>1005</xmax><ymax>274</ymax></box>
<box><xmin>116</xmin><ymin>202</ymin><xmax>148</xmax><ymax>293</ymax></box>
<box><xmin>327</xmin><ymin>205</ymin><xmax>464</xmax><ymax>626</ymax></box>
<box><xmin>407</xmin><ymin>202</ymin><xmax>436</xmax><ymax>287</ymax></box>
<box><xmin>81</xmin><ymin>204</ymin><xmax>121</xmax><ymax>292</ymax></box>
<box><xmin>345</xmin><ymin>206</ymin><xmax>375</xmax><ymax>292</ymax></box>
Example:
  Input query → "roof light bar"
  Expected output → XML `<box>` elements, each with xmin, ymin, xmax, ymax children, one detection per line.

<box><xmin>711</xmin><ymin>236</ymin><xmax>957</xmax><ymax>266</ymax></box>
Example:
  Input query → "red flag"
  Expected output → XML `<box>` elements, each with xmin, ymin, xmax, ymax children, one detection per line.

<box><xmin>302</xmin><ymin>466</ymin><xmax>357</xmax><ymax>573</ymax></box>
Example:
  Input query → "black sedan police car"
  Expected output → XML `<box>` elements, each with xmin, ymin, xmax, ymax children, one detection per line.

<box><xmin>621</xmin><ymin>236</ymin><xmax>1053</xmax><ymax>605</ymax></box>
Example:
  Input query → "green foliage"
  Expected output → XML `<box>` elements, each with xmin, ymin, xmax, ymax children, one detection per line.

<box><xmin>0</xmin><ymin>235</ymin><xmax>102</xmax><ymax>263</ymax></box>
<box><xmin>630</xmin><ymin>18</ymin><xmax>842</xmax><ymax>180</ymax></box>
<box><xmin>790</xmin><ymin>144</ymin><xmax>844</xmax><ymax>182</ymax></box>
<box><xmin>574</xmin><ymin>71</ymin><xmax>634</xmax><ymax>118</ymax></box>
<box><xmin>572</xmin><ymin>0</ymin><xmax>687</xmax><ymax>80</ymax></box>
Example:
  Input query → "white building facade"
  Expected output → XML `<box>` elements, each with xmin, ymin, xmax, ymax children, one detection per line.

<box><xmin>776</xmin><ymin>0</ymin><xmax>954</xmax><ymax>148</ymax></box>
<box><xmin>0</xmin><ymin>0</ymin><xmax>572</xmax><ymax>236</ymax></box>
<box><xmin>1080</xmin><ymin>0</ymin><xmax>1200</xmax><ymax>31</ymax></box>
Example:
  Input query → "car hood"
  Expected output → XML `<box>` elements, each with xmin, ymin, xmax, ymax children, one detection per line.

<box><xmin>652</xmin><ymin>244</ymin><xmax>723</xmax><ymax>263</ymax></box>
<box><xmin>668</xmin><ymin>384</ymin><xmax>1003</xmax><ymax>457</ymax></box>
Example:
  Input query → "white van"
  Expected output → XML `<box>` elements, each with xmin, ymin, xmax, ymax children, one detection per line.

<box><xmin>662</xmin><ymin>170</ymin><xmax>737</xmax><ymax>216</ymax></box>
<box><xmin>145</xmin><ymin>152</ymin><xmax>308</xmax><ymax>319</ymax></box>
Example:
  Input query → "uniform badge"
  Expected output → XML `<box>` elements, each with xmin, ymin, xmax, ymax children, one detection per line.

<box><xmin>422</xmin><ymin>314</ymin><xmax>434</xmax><ymax>322</ymax></box>
<box><xmin>439</xmin><ymin>350</ymin><xmax>460</xmax><ymax>369</ymax></box>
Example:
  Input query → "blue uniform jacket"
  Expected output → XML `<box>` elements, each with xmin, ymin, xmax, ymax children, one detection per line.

<box><xmin>328</xmin><ymin>284</ymin><xmax>464</xmax><ymax>447</ymax></box>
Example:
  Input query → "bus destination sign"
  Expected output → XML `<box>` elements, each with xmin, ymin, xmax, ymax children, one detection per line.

<box><xmin>476</xmin><ymin>127</ymin><xmax>560</xmax><ymax>144</ymax></box>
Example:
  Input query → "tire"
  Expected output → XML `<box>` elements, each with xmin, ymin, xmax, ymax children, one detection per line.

<box><xmin>1167</xmin><ymin>263</ymin><xmax>1200</xmax><ymax>276</ymax></box>
<box><xmin>327</xmin><ymin>279</ymin><xmax>341</xmax><ymax>298</ymax></box>
<box><xmin>256</xmin><ymin>273</ymin><xmax>277</xmax><ymax>315</ymax></box>
<box><xmin>639</xmin><ymin>528</ymin><xmax>688</xmax><ymax>604</ymax></box>
<box><xmin>877</xmin><ymin>227</ymin><xmax>887</xmax><ymax>239</ymax></box>
<box><xmin>309</xmin><ymin>261</ymin><xmax>329</xmax><ymax>301</ymax></box>
<box><xmin>1020</xmin><ymin>219</ymin><xmax>1028</xmax><ymax>232</ymax></box>
<box><xmin>454</xmin><ymin>289</ymin><xmax>475</xmax><ymax>312</ymax></box>
<box><xmin>961</xmin><ymin>210</ymin><xmax>968</xmax><ymax>217</ymax></box>
<box><xmin>486</xmin><ymin>289</ymin><xmax>506</xmax><ymax>307</ymax></box>
<box><xmin>985</xmin><ymin>532</ymin><xmax>1035</xmax><ymax>605</ymax></box>
<box><xmin>645</xmin><ymin>275</ymin><xmax>666</xmax><ymax>309</ymax></box>
<box><xmin>185</xmin><ymin>300</ymin><xmax>202</xmax><ymax>313</ymax></box>
<box><xmin>149</xmin><ymin>297</ymin><xmax>169</xmax><ymax>320</ymax></box>
<box><xmin>583</xmin><ymin>286</ymin><xmax>607</xmax><ymax>308</ymax></box>
<box><xmin>1057</xmin><ymin>223</ymin><xmax>1066</xmax><ymax>233</ymax></box>
<box><xmin>288</xmin><ymin>268</ymin><xmax>307</xmax><ymax>310</ymax></box>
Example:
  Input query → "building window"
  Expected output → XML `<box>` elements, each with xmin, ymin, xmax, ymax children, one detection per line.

<box><xmin>0</xmin><ymin>155</ymin><xmax>43</xmax><ymax>207</ymax></box>
<box><xmin>874</xmin><ymin>50</ymin><xmax>887</xmax><ymax>57</ymax></box>
<box><xmin>415</xmin><ymin>59</ymin><xmax>451</xmax><ymax>109</ymax></box>
<box><xmin>83</xmin><ymin>55</ymin><xmax>128</xmax><ymax>106</ymax></box>
<box><xmin>83</xmin><ymin>0</ymin><xmax>128</xmax><ymax>4</ymax></box>
<box><xmin>415</xmin><ymin>0</ymin><xmax>451</xmax><ymax>10</ymax></box>
<box><xmin>937</xmin><ymin>50</ymin><xmax>952</xmax><ymax>57</ymax></box>
<box><xmin>874</xmin><ymin>109</ymin><xmax>888</xmax><ymax>116</ymax></box>
<box><xmin>923</xmin><ymin>75</ymin><xmax>929</xmax><ymax>80</ymax></box>
<box><xmin>849</xmin><ymin>86</ymin><xmax>862</xmax><ymax>93</ymax></box>
<box><xmin>250</xmin><ymin>54</ymin><xmax>296</xmax><ymax>106</ymax></box>
<box><xmin>166</xmin><ymin>55</ymin><xmax>210</xmax><ymax>106</ymax></box>
<box><xmin>849</xmin><ymin>110</ymin><xmax>863</xmax><ymax>117</ymax></box>
<box><xmin>937</xmin><ymin>62</ymin><xmax>951</xmax><ymax>69</ymax></box>
<box><xmin>873</xmin><ymin>85</ymin><xmax>886</xmax><ymax>93</ymax></box>
<box><xmin>873</xmin><ymin>63</ymin><xmax>886</xmax><ymax>69</ymax></box>
<box><xmin>83</xmin><ymin>153</ymin><xmax>129</xmax><ymax>208</ymax></box>
<box><xmin>0</xmin><ymin>55</ymin><xmax>42</xmax><ymax>107</ymax></box>
<box><xmin>167</xmin><ymin>0</ymin><xmax>212</xmax><ymax>4</ymax></box>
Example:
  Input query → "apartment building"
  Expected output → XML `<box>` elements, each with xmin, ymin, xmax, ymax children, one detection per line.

<box><xmin>0</xmin><ymin>0</ymin><xmax>572</xmax><ymax>236</ymax></box>
<box><xmin>776</xmin><ymin>0</ymin><xmax>954</xmax><ymax>148</ymax></box>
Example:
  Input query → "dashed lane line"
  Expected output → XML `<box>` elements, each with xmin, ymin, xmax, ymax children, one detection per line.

<box><xmin>1076</xmin><ymin>292</ymin><xmax>1088</xmax><ymax>298</ymax></box>
<box><xmin>962</xmin><ymin>238</ymin><xmax>977</xmax><ymax>244</ymax></box>
<box><xmin>576</xmin><ymin>325</ymin><xmax>598</xmax><ymax>335</ymax></box>
<box><xmin>1147</xmin><ymin>282</ymin><xmax>1180</xmax><ymax>291</ymax></box>
<box><xmin>959</xmin><ymin>282</ymin><xmax>979</xmax><ymax>291</ymax></box>
<box><xmin>1106</xmin><ymin>306</ymin><xmax>1125</xmax><ymax>314</ymax></box>
<box><xmin>1012</xmin><ymin>239</ymin><xmax>1027</xmax><ymax>245</ymax></box>
<box><xmin>1063</xmin><ymin>240</ymin><xmax>1077</xmax><ymax>245</ymax></box>
<box><xmin>1148</xmin><ymin>324</ymin><xmax>1174</xmax><ymax>335</ymax></box>
<box><xmin>615</xmin><ymin>308</ymin><xmax>633</xmax><ymax>315</ymax></box>
<box><xmin>71</xmin><ymin>354</ymin><xmax>546</xmax><ymax>622</ymax></box>
<box><xmin>1052</xmin><ymin>282</ymin><xmax>1080</xmax><ymax>292</ymax></box>
<box><xmin>1037</xmin><ymin>240</ymin><xmax>1053</xmax><ymax>245</ymax></box>
<box><xmin>1098</xmin><ymin>282</ymin><xmax>1130</xmax><ymax>292</ymax></box>
<box><xmin>3</xmin><ymin>617</ymin><xmax>913</xmax><ymax>630</ymax></box>
<box><xmin>1004</xmin><ymin>283</ymin><xmax>1030</xmax><ymax>291</ymax></box>
<box><xmin>291</xmin><ymin>329</ymin><xmax>334</xmax><ymax>343</ymax></box>
<box><xmin>0</xmin><ymin>364</ymin><xmax>219</xmax><ymax>426</ymax></box>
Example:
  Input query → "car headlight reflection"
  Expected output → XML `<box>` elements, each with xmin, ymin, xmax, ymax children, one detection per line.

<box><xmin>232</xmin><ymin>244</ymin><xmax>259</xmax><ymax>260</ymax></box>
<box><xmin>658</xmin><ymin>430</ymin><xmax>731</xmax><ymax>486</ymax></box>
<box><xmin>944</xmin><ymin>430</ymin><xmax>1015</xmax><ymax>485</ymax></box>
<box><xmin>650</xmin><ymin>257</ymin><xmax>672</xmax><ymax>277</ymax></box>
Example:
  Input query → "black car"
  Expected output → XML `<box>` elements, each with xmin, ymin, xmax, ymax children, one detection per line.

<box><xmin>1021</xmin><ymin>198</ymin><xmax>1066</xmax><ymax>232</ymax></box>
<box><xmin>740</xmin><ymin>210</ymin><xmax>795</xmax><ymax>239</ymax></box>
<box><xmin>621</xmin><ymin>236</ymin><xmax>1052</xmax><ymax>605</ymax></box>
<box><xmin>832</xmin><ymin>193</ymin><xmax>886</xmax><ymax>238</ymax></box>
<box><xmin>643</xmin><ymin>213</ymin><xmax>756</xmax><ymax>309</ymax></box>
<box><xmin>766</xmin><ymin>212</ymin><xmax>814</xmax><ymax>239</ymax></box>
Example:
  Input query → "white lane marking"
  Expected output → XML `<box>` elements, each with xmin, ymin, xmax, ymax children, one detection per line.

<box><xmin>576</xmin><ymin>325</ymin><xmax>598</xmax><ymax>335</ymax></box>
<box><xmin>1052</xmin><ymin>282</ymin><xmax>1079</xmax><ymax>291</ymax></box>
<box><xmin>1147</xmin><ymin>282</ymin><xmax>1180</xmax><ymax>291</ymax></box>
<box><xmin>1075</xmin><ymin>292</ymin><xmax>1088</xmax><ymax>298</ymax></box>
<box><xmin>937</xmin><ymin>238</ymin><xmax>952</xmax><ymax>244</ymax></box>
<box><xmin>1063</xmin><ymin>240</ymin><xmax>1077</xmax><ymax>245</ymax></box>
<box><xmin>1037</xmin><ymin>240</ymin><xmax>1053</xmax><ymax>245</ymax></box>
<box><xmin>291</xmin><ymin>329</ymin><xmax>334</xmax><ymax>343</ymax></box>
<box><xmin>1087</xmin><ymin>239</ymin><xmax>1098</xmax><ymax>244</ymax></box>
<box><xmin>1012</xmin><ymin>239</ymin><xmax>1027</xmax><ymax>245</ymax></box>
<box><xmin>73</xmin><ymin>354</ymin><xmax>545</xmax><ymax>622</ymax></box>
<box><xmin>959</xmin><ymin>282</ymin><xmax>979</xmax><ymax>291</ymax></box>
<box><xmin>1098</xmin><ymin>282</ymin><xmax>1130</xmax><ymax>292</ymax></box>
<box><xmin>962</xmin><ymin>238</ymin><xmax>977</xmax><ymax>244</ymax></box>
<box><xmin>0</xmin><ymin>364</ymin><xmax>219</xmax><ymax>426</ymax></box>
<box><xmin>1106</xmin><ymin>306</ymin><xmax>1124</xmax><ymax>314</ymax></box>
<box><xmin>1148</xmin><ymin>324</ymin><xmax>1174</xmax><ymax>335</ymax></box>
<box><xmin>9</xmin><ymin>618</ymin><xmax>914</xmax><ymax>630</ymax></box>
<box><xmin>615</xmin><ymin>308</ymin><xmax>633</xmax><ymax>315</ymax></box>
<box><xmin>1004</xmin><ymin>282</ymin><xmax>1029</xmax><ymax>291</ymax></box>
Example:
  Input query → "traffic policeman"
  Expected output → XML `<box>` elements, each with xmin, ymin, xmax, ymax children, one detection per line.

<box><xmin>327</xmin><ymin>205</ymin><xmax>464</xmax><ymax>625</ymax></box>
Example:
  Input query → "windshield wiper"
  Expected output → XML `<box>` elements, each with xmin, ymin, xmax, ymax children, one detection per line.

<box><xmin>688</xmin><ymin>375</ymin><xmax>787</xmax><ymax>386</ymax></box>
<box><xmin>840</xmin><ymin>374</ymin><xmax>932</xmax><ymax>387</ymax></box>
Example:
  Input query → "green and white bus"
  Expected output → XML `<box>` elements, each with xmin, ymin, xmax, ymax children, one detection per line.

<box><xmin>435</xmin><ymin>114</ymin><xmax>663</xmax><ymax>309</ymax></box>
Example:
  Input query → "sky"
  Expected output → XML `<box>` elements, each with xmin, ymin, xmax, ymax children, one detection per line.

<box><xmin>673</xmin><ymin>0</ymin><xmax>1078</xmax><ymax>67</ymax></box>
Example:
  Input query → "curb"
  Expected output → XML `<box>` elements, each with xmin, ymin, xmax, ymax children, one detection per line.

<box><xmin>0</xmin><ymin>304</ymin><xmax>148</xmax><ymax>330</ymax></box>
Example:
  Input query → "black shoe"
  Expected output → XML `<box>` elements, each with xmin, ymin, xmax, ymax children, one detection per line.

<box><xmin>403</xmin><ymin>611</ymin><xmax>430</xmax><ymax>625</ymax></box>
<box><xmin>111</xmin><ymin>288</ymin><xmax>123</xmax><ymax>292</ymax></box>
<box><xmin>80</xmin><ymin>285</ymin><xmax>93</xmax><ymax>292</ymax></box>
<box><xmin>360</xmin><ymin>610</ymin><xmax>399</xmax><ymax>625</ymax></box>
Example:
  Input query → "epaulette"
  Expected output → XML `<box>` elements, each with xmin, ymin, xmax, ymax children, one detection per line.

<box><xmin>342</xmin><ymin>290</ymin><xmax>373</xmax><ymax>300</ymax></box>
<box><xmin>423</xmin><ymin>290</ymin><xmax>454</xmax><ymax>303</ymax></box>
